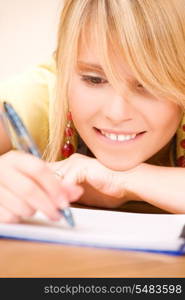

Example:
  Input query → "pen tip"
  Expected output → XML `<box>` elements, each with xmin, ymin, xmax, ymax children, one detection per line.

<box><xmin>59</xmin><ymin>208</ymin><xmax>75</xmax><ymax>227</ymax></box>
<box><xmin>68</xmin><ymin>217</ymin><xmax>75</xmax><ymax>228</ymax></box>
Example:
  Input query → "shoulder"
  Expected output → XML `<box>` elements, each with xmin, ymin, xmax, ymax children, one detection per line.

<box><xmin>0</xmin><ymin>56</ymin><xmax>56</xmax><ymax>103</ymax></box>
<box><xmin>0</xmin><ymin>57</ymin><xmax>57</xmax><ymax>154</ymax></box>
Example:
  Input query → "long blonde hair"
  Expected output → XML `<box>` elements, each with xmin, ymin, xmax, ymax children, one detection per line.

<box><xmin>45</xmin><ymin>0</ymin><xmax>185</xmax><ymax>161</ymax></box>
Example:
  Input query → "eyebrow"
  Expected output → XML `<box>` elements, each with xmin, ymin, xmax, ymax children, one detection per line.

<box><xmin>76</xmin><ymin>60</ymin><xmax>140</xmax><ymax>84</ymax></box>
<box><xmin>76</xmin><ymin>61</ymin><xmax>106</xmax><ymax>75</ymax></box>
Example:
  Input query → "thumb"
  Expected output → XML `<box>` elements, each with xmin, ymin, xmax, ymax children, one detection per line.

<box><xmin>60</xmin><ymin>182</ymin><xmax>84</xmax><ymax>201</ymax></box>
<box><xmin>61</xmin><ymin>167</ymin><xmax>86</xmax><ymax>185</ymax></box>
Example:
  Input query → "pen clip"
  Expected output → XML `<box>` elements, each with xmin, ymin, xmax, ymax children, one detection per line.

<box><xmin>2</xmin><ymin>101</ymin><xmax>41</xmax><ymax>157</ymax></box>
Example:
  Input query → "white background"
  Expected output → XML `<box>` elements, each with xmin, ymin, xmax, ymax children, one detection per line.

<box><xmin>0</xmin><ymin>0</ymin><xmax>62</xmax><ymax>80</ymax></box>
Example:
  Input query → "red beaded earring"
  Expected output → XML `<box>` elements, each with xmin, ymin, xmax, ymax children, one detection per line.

<box><xmin>61</xmin><ymin>112</ymin><xmax>75</xmax><ymax>158</ymax></box>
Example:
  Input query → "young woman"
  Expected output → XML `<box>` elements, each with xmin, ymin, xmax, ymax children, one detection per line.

<box><xmin>0</xmin><ymin>0</ymin><xmax>185</xmax><ymax>223</ymax></box>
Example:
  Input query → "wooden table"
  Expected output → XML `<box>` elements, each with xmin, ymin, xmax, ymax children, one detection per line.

<box><xmin>0</xmin><ymin>202</ymin><xmax>185</xmax><ymax>278</ymax></box>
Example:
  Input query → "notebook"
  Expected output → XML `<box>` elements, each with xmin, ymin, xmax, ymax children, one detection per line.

<box><xmin>0</xmin><ymin>207</ymin><xmax>185</xmax><ymax>255</ymax></box>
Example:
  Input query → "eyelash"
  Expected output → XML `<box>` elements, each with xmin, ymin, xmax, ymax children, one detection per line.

<box><xmin>81</xmin><ymin>75</ymin><xmax>108</xmax><ymax>86</ymax></box>
<box><xmin>80</xmin><ymin>75</ymin><xmax>147</xmax><ymax>93</ymax></box>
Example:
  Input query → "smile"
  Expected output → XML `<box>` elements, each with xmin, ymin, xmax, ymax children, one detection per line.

<box><xmin>100</xmin><ymin>130</ymin><xmax>136</xmax><ymax>141</ymax></box>
<box><xmin>94</xmin><ymin>128</ymin><xmax>146</xmax><ymax>144</ymax></box>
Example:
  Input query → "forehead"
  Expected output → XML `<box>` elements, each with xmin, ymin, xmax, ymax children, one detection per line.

<box><xmin>77</xmin><ymin>32</ymin><xmax>135</xmax><ymax>81</ymax></box>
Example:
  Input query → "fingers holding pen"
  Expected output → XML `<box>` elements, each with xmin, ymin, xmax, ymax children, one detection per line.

<box><xmin>22</xmin><ymin>157</ymin><xmax>84</xmax><ymax>206</ymax></box>
<box><xmin>0</xmin><ymin>151</ymin><xmax>83</xmax><ymax>220</ymax></box>
<box><xmin>0</xmin><ymin>183</ymin><xmax>35</xmax><ymax>218</ymax></box>
<box><xmin>48</xmin><ymin>160</ymin><xmax>84</xmax><ymax>200</ymax></box>
<box><xmin>0</xmin><ymin>165</ymin><xmax>61</xmax><ymax>221</ymax></box>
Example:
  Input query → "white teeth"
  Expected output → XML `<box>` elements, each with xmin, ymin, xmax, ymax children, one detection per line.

<box><xmin>117</xmin><ymin>135</ymin><xmax>126</xmax><ymax>141</ymax></box>
<box><xmin>110</xmin><ymin>133</ymin><xmax>117</xmax><ymax>141</ymax></box>
<box><xmin>100</xmin><ymin>131</ymin><xmax>137</xmax><ymax>141</ymax></box>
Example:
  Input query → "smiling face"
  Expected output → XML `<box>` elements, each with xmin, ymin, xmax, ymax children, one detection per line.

<box><xmin>68</xmin><ymin>37</ymin><xmax>182</xmax><ymax>171</ymax></box>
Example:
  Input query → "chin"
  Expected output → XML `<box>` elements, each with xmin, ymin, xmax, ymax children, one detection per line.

<box><xmin>97</xmin><ymin>157</ymin><xmax>141</xmax><ymax>172</ymax></box>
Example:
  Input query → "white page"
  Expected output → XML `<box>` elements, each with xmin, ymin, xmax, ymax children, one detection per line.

<box><xmin>0</xmin><ymin>208</ymin><xmax>185</xmax><ymax>253</ymax></box>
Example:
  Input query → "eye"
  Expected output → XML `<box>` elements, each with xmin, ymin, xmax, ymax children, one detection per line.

<box><xmin>81</xmin><ymin>75</ymin><xmax>108</xmax><ymax>86</ymax></box>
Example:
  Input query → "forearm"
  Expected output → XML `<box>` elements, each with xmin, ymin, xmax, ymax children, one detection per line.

<box><xmin>125</xmin><ymin>163</ymin><xmax>185</xmax><ymax>213</ymax></box>
<box><xmin>49</xmin><ymin>157</ymin><xmax>185</xmax><ymax>212</ymax></box>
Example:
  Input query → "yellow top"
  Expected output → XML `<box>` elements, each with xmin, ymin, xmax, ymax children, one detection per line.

<box><xmin>0</xmin><ymin>58</ymin><xmax>56</xmax><ymax>154</ymax></box>
<box><xmin>0</xmin><ymin>58</ymin><xmax>185</xmax><ymax>166</ymax></box>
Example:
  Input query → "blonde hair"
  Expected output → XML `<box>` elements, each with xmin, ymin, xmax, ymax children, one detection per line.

<box><xmin>45</xmin><ymin>0</ymin><xmax>185</xmax><ymax>161</ymax></box>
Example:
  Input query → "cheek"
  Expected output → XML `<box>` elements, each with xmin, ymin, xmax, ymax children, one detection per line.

<box><xmin>146</xmin><ymin>106</ymin><xmax>182</xmax><ymax>158</ymax></box>
<box><xmin>153</xmin><ymin>107</ymin><xmax>181</xmax><ymax>135</ymax></box>
<box><xmin>69</xmin><ymin>91</ymin><xmax>96</xmax><ymax>127</ymax></box>
<box><xmin>68</xmin><ymin>78</ymin><xmax>102</xmax><ymax>126</ymax></box>
<box><xmin>69</xmin><ymin>80</ymin><xmax>86</xmax><ymax>111</ymax></box>
<box><xmin>142</xmin><ymin>99</ymin><xmax>182</xmax><ymax>133</ymax></box>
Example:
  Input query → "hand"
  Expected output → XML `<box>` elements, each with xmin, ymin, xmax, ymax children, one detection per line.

<box><xmin>49</xmin><ymin>153</ymin><xmax>132</xmax><ymax>208</ymax></box>
<box><xmin>0</xmin><ymin>151</ymin><xmax>83</xmax><ymax>223</ymax></box>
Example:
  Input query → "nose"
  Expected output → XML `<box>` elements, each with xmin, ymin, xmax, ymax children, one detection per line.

<box><xmin>103</xmin><ymin>93</ymin><xmax>134</xmax><ymax>124</ymax></box>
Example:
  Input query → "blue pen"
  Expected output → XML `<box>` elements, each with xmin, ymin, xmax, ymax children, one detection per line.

<box><xmin>3</xmin><ymin>101</ymin><xmax>75</xmax><ymax>227</ymax></box>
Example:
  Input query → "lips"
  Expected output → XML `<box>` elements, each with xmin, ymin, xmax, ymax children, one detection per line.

<box><xmin>94</xmin><ymin>127</ymin><xmax>146</xmax><ymax>142</ymax></box>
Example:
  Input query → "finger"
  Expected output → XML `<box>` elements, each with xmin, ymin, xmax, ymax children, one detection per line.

<box><xmin>5</xmin><ymin>151</ymin><xmax>73</xmax><ymax>207</ymax></box>
<box><xmin>0</xmin><ymin>205</ymin><xmax>21</xmax><ymax>223</ymax></box>
<box><xmin>61</xmin><ymin>164</ymin><xmax>86</xmax><ymax>185</ymax></box>
<box><xmin>52</xmin><ymin>159</ymin><xmax>78</xmax><ymax>184</ymax></box>
<box><xmin>56</xmin><ymin>176</ymin><xmax>84</xmax><ymax>197</ymax></box>
<box><xmin>19</xmin><ymin>152</ymin><xmax>83</xmax><ymax>204</ymax></box>
<box><xmin>52</xmin><ymin>162</ymin><xmax>84</xmax><ymax>200</ymax></box>
<box><xmin>0</xmin><ymin>185</ymin><xmax>35</xmax><ymax>217</ymax></box>
<box><xmin>0</xmin><ymin>166</ymin><xmax>62</xmax><ymax>221</ymax></box>
<box><xmin>60</xmin><ymin>183</ymin><xmax>84</xmax><ymax>201</ymax></box>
